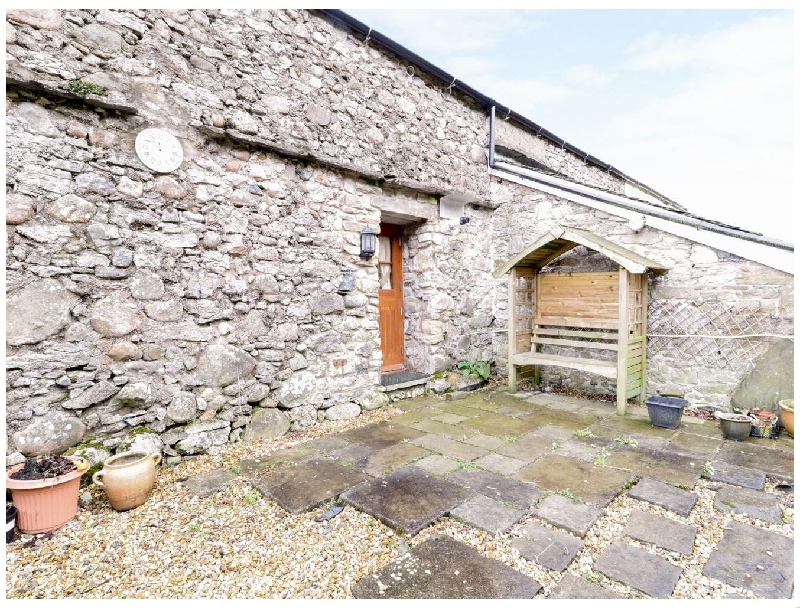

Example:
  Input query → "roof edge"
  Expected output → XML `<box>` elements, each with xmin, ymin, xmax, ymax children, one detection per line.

<box><xmin>313</xmin><ymin>9</ymin><xmax>682</xmax><ymax>210</ymax></box>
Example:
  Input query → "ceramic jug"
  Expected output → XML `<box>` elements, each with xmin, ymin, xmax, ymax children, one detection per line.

<box><xmin>93</xmin><ymin>450</ymin><xmax>161</xmax><ymax>511</ymax></box>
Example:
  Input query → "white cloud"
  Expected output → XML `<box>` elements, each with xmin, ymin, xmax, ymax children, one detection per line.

<box><xmin>352</xmin><ymin>9</ymin><xmax>543</xmax><ymax>56</ymax></box>
<box><xmin>563</xmin><ymin>63</ymin><xmax>614</xmax><ymax>87</ymax></box>
<box><xmin>600</xmin><ymin>12</ymin><xmax>794</xmax><ymax>241</ymax></box>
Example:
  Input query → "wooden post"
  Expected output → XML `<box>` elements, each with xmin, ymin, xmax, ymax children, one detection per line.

<box><xmin>616</xmin><ymin>268</ymin><xmax>629</xmax><ymax>416</ymax></box>
<box><xmin>639</xmin><ymin>273</ymin><xmax>649</xmax><ymax>404</ymax></box>
<box><xmin>508</xmin><ymin>267</ymin><xmax>518</xmax><ymax>393</ymax></box>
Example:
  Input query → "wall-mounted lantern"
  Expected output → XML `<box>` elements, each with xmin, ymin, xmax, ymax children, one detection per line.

<box><xmin>337</xmin><ymin>270</ymin><xmax>355</xmax><ymax>295</ymax></box>
<box><xmin>360</xmin><ymin>225</ymin><xmax>376</xmax><ymax>259</ymax></box>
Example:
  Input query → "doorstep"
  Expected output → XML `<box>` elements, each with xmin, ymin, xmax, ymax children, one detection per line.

<box><xmin>378</xmin><ymin>370</ymin><xmax>431</xmax><ymax>391</ymax></box>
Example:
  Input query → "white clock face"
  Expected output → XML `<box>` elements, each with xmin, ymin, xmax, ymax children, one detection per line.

<box><xmin>135</xmin><ymin>128</ymin><xmax>183</xmax><ymax>173</ymax></box>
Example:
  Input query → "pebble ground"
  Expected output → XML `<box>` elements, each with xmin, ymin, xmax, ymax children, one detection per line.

<box><xmin>5</xmin><ymin>402</ymin><xmax>794</xmax><ymax>599</ymax></box>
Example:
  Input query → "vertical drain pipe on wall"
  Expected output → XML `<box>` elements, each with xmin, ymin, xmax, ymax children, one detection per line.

<box><xmin>488</xmin><ymin>105</ymin><xmax>496</xmax><ymax>169</ymax></box>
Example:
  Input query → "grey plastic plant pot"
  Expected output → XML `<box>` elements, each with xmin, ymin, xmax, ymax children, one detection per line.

<box><xmin>716</xmin><ymin>413</ymin><xmax>753</xmax><ymax>441</ymax></box>
<box><xmin>645</xmin><ymin>396</ymin><xmax>688</xmax><ymax>429</ymax></box>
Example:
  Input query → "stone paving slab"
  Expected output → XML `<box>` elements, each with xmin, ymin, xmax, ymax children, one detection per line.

<box><xmin>239</xmin><ymin>444</ymin><xmax>319</xmax><ymax>476</ymax></box>
<box><xmin>496</xmin><ymin>432</ymin><xmax>554</xmax><ymax>463</ymax></box>
<box><xmin>351</xmin><ymin>535</ymin><xmax>541</xmax><ymax>599</ymax></box>
<box><xmin>532</xmin><ymin>494</ymin><xmax>602</xmax><ymax>538</ymax></box>
<box><xmin>512</xmin><ymin>521</ymin><xmax>583</xmax><ymax>572</ymax></box>
<box><xmin>519</xmin><ymin>408</ymin><xmax>602</xmax><ymax>431</ymax></box>
<box><xmin>341</xmin><ymin>467</ymin><xmax>470</xmax><ymax>535</ymax></box>
<box><xmin>665</xmin><ymin>432</ymin><xmax>723</xmax><ymax>457</ymax></box>
<box><xmin>414</xmin><ymin>454</ymin><xmax>461</xmax><ymax>477</ymax></box>
<box><xmin>547</xmin><ymin>574</ymin><xmax>624</xmax><ymax>599</ymax></box>
<box><xmin>449</xmin><ymin>494</ymin><xmax>525</xmax><ymax>535</ymax></box>
<box><xmin>410</xmin><ymin>434</ymin><xmax>488</xmax><ymax>461</ymax></box>
<box><xmin>605</xmin><ymin>446</ymin><xmax>702</xmax><ymax>488</ymax></box>
<box><xmin>184</xmin><ymin>467</ymin><xmax>239</xmax><ymax>497</ymax></box>
<box><xmin>703</xmin><ymin>462</ymin><xmax>766</xmax><ymax>490</ymax></box>
<box><xmin>472</xmin><ymin>453</ymin><xmax>526</xmax><ymax>476</ymax></box>
<box><xmin>595</xmin><ymin>540</ymin><xmax>682</xmax><ymax>598</ymax></box>
<box><xmin>252</xmin><ymin>457</ymin><xmax>370</xmax><ymax>513</ymax></box>
<box><xmin>330</xmin><ymin>443</ymin><xmax>375</xmax><ymax>468</ymax></box>
<box><xmin>624</xmin><ymin>509</ymin><xmax>697</xmax><ymax>554</ymax></box>
<box><xmin>702</xmin><ymin>520</ymin><xmax>794</xmax><ymax>599</ymax></box>
<box><xmin>407</xmin><ymin>418</ymin><xmax>480</xmax><ymax>439</ymax></box>
<box><xmin>447</xmin><ymin>468</ymin><xmax>544</xmax><ymax>509</ymax></box>
<box><xmin>337</xmin><ymin>421</ymin><xmax>426</xmax><ymax>450</ymax></box>
<box><xmin>514</xmin><ymin>454</ymin><xmax>634</xmax><ymax>507</ymax></box>
<box><xmin>589</xmin><ymin>416</ymin><xmax>678</xmax><ymax>439</ymax></box>
<box><xmin>459</xmin><ymin>412</ymin><xmax>541</xmax><ymax>437</ymax></box>
<box><xmin>715</xmin><ymin>442</ymin><xmax>794</xmax><ymax>482</ymax></box>
<box><xmin>529</xmin><ymin>424</ymin><xmax>578</xmax><ymax>442</ymax></box>
<box><xmin>464</xmin><ymin>433</ymin><xmax>507</xmax><ymax>450</ymax></box>
<box><xmin>626</xmin><ymin>476</ymin><xmax>697</xmax><ymax>517</ymax></box>
<box><xmin>431</xmin><ymin>412</ymin><xmax>471</xmax><ymax>425</ymax></box>
<box><xmin>713</xmin><ymin>484</ymin><xmax>782</xmax><ymax>523</ymax></box>
<box><xmin>302</xmin><ymin>435</ymin><xmax>351</xmax><ymax>453</ymax></box>
<box><xmin>555</xmin><ymin>438</ymin><xmax>607</xmax><ymax>462</ymax></box>
<box><xmin>363</xmin><ymin>442</ymin><xmax>431</xmax><ymax>477</ymax></box>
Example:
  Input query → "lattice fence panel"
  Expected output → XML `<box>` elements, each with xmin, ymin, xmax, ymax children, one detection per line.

<box><xmin>647</xmin><ymin>299</ymin><xmax>785</xmax><ymax>372</ymax></box>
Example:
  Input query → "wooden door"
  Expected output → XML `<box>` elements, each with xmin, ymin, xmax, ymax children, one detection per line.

<box><xmin>377</xmin><ymin>224</ymin><xmax>405</xmax><ymax>372</ymax></box>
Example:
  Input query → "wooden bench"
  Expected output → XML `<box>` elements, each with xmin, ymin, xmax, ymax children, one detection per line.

<box><xmin>507</xmin><ymin>269</ymin><xmax>647</xmax><ymax>414</ymax></box>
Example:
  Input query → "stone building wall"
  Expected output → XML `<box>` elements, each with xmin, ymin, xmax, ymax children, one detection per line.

<box><xmin>4</xmin><ymin>8</ymin><xmax>536</xmax><ymax>459</ymax></box>
<box><xmin>5</xmin><ymin>8</ymin><xmax>792</xmax><ymax>463</ymax></box>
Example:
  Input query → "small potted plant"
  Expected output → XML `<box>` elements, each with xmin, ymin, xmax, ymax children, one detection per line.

<box><xmin>715</xmin><ymin>412</ymin><xmax>753</xmax><ymax>441</ymax></box>
<box><xmin>454</xmin><ymin>359</ymin><xmax>492</xmax><ymax>391</ymax></box>
<box><xmin>6</xmin><ymin>455</ymin><xmax>89</xmax><ymax>534</ymax></box>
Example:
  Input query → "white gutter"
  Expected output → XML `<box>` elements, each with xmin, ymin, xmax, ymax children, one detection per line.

<box><xmin>491</xmin><ymin>163</ymin><xmax>794</xmax><ymax>275</ymax></box>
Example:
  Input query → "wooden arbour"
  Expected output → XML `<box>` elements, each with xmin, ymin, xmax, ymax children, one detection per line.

<box><xmin>494</xmin><ymin>226</ymin><xmax>669</xmax><ymax>415</ymax></box>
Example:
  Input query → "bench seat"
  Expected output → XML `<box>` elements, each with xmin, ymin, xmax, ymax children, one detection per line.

<box><xmin>510</xmin><ymin>352</ymin><xmax>617</xmax><ymax>379</ymax></box>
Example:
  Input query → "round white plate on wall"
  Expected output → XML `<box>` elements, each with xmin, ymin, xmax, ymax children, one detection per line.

<box><xmin>135</xmin><ymin>128</ymin><xmax>183</xmax><ymax>173</ymax></box>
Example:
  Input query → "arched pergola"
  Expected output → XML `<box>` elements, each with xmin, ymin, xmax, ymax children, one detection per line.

<box><xmin>494</xmin><ymin>226</ymin><xmax>669</xmax><ymax>415</ymax></box>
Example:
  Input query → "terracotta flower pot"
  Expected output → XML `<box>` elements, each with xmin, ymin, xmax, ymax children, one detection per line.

<box><xmin>93</xmin><ymin>450</ymin><xmax>161</xmax><ymax>511</ymax></box>
<box><xmin>779</xmin><ymin>399</ymin><xmax>794</xmax><ymax>438</ymax></box>
<box><xmin>6</xmin><ymin>456</ymin><xmax>88</xmax><ymax>534</ymax></box>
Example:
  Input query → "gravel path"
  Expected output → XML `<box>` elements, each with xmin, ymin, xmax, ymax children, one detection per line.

<box><xmin>5</xmin><ymin>403</ymin><xmax>794</xmax><ymax>599</ymax></box>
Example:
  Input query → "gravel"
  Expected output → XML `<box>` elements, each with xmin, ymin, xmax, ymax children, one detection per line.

<box><xmin>5</xmin><ymin>405</ymin><xmax>794</xmax><ymax>599</ymax></box>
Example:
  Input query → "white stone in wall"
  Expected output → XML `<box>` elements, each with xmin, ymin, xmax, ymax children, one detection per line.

<box><xmin>6</xmin><ymin>278</ymin><xmax>80</xmax><ymax>346</ymax></box>
<box><xmin>89</xmin><ymin>298</ymin><xmax>143</xmax><ymax>337</ymax></box>
<box><xmin>45</xmin><ymin>194</ymin><xmax>97</xmax><ymax>223</ymax></box>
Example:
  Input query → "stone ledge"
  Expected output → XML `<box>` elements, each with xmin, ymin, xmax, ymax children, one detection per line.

<box><xmin>7</xmin><ymin>72</ymin><xmax>138</xmax><ymax>115</ymax></box>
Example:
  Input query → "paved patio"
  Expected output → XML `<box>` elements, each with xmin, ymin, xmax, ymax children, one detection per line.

<box><xmin>188</xmin><ymin>388</ymin><xmax>795</xmax><ymax>599</ymax></box>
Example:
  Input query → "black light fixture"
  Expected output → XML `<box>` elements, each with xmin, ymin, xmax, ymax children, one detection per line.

<box><xmin>337</xmin><ymin>270</ymin><xmax>355</xmax><ymax>295</ymax></box>
<box><xmin>360</xmin><ymin>225</ymin><xmax>376</xmax><ymax>259</ymax></box>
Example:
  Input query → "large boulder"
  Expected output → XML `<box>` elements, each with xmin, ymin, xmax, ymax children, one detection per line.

<box><xmin>89</xmin><ymin>298</ymin><xmax>143</xmax><ymax>337</ymax></box>
<box><xmin>243</xmin><ymin>408</ymin><xmax>290</xmax><ymax>441</ymax></box>
<box><xmin>12</xmin><ymin>413</ymin><xmax>87</xmax><ymax>457</ymax></box>
<box><xmin>6</xmin><ymin>279</ymin><xmax>80</xmax><ymax>346</ymax></box>
<box><xmin>325</xmin><ymin>402</ymin><xmax>361</xmax><ymax>421</ymax></box>
<box><xmin>195</xmin><ymin>343</ymin><xmax>256</xmax><ymax>387</ymax></box>
<box><xmin>275</xmin><ymin>371</ymin><xmax>317</xmax><ymax>408</ymax></box>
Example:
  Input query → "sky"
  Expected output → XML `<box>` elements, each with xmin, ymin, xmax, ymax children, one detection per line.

<box><xmin>346</xmin><ymin>7</ymin><xmax>795</xmax><ymax>244</ymax></box>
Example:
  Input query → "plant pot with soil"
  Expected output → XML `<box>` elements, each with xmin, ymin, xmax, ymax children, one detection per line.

<box><xmin>778</xmin><ymin>399</ymin><xmax>794</xmax><ymax>438</ymax></box>
<box><xmin>6</xmin><ymin>455</ymin><xmax>89</xmax><ymax>534</ymax></box>
<box><xmin>715</xmin><ymin>412</ymin><xmax>753</xmax><ymax>441</ymax></box>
